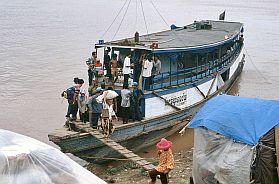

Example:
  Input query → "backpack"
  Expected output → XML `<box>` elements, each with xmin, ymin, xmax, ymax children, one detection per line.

<box><xmin>61</xmin><ymin>87</ymin><xmax>75</xmax><ymax>100</ymax></box>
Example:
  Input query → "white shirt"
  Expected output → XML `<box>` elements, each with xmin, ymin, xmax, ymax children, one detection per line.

<box><xmin>122</xmin><ymin>57</ymin><xmax>131</xmax><ymax>74</ymax></box>
<box><xmin>142</xmin><ymin>59</ymin><xmax>153</xmax><ymax>77</ymax></box>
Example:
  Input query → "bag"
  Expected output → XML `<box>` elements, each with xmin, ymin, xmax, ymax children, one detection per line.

<box><xmin>61</xmin><ymin>87</ymin><xmax>75</xmax><ymax>99</ymax></box>
<box><xmin>102</xmin><ymin>109</ymin><xmax>109</xmax><ymax>118</ymax></box>
<box><xmin>61</xmin><ymin>91</ymin><xmax>67</xmax><ymax>98</ymax></box>
<box><xmin>105</xmin><ymin>90</ymin><xmax>118</xmax><ymax>99</ymax></box>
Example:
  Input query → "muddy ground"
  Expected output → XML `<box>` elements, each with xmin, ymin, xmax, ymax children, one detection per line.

<box><xmin>87</xmin><ymin>147</ymin><xmax>193</xmax><ymax>184</ymax></box>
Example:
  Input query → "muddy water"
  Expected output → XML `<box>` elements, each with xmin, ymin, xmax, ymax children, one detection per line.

<box><xmin>1</xmin><ymin>0</ymin><xmax>279</xmax><ymax>163</ymax></box>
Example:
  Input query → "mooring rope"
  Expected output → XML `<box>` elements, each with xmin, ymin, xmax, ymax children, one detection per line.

<box><xmin>140</xmin><ymin>0</ymin><xmax>149</xmax><ymax>38</ymax></box>
<box><xmin>244</xmin><ymin>46</ymin><xmax>272</xmax><ymax>84</ymax></box>
<box><xmin>149</xmin><ymin>0</ymin><xmax>186</xmax><ymax>45</ymax></box>
<box><xmin>100</xmin><ymin>0</ymin><xmax>129</xmax><ymax>39</ymax></box>
<box><xmin>112</xmin><ymin>0</ymin><xmax>132</xmax><ymax>41</ymax></box>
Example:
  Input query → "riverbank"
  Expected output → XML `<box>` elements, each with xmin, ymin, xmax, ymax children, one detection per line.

<box><xmin>87</xmin><ymin>146</ymin><xmax>193</xmax><ymax>184</ymax></box>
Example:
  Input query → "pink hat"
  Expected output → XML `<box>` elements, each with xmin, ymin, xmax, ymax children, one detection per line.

<box><xmin>156</xmin><ymin>138</ymin><xmax>172</xmax><ymax>150</ymax></box>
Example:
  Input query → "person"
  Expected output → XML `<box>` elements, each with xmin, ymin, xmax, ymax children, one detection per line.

<box><xmin>130</xmin><ymin>82</ymin><xmax>143</xmax><ymax>121</ymax></box>
<box><xmin>111</xmin><ymin>54</ymin><xmax>118</xmax><ymax>84</ymax></box>
<box><xmin>142</xmin><ymin>55</ymin><xmax>153</xmax><ymax>90</ymax></box>
<box><xmin>133</xmin><ymin>51</ymin><xmax>145</xmax><ymax>83</ymax></box>
<box><xmin>86</xmin><ymin>51</ymin><xmax>97</xmax><ymax>86</ymax></box>
<box><xmin>93</xmin><ymin>58</ymin><xmax>103</xmax><ymax>87</ymax></box>
<box><xmin>148</xmin><ymin>138</ymin><xmax>174</xmax><ymax>184</ymax></box>
<box><xmin>104</xmin><ymin>49</ymin><xmax>111</xmax><ymax>79</ymax></box>
<box><xmin>121</xmin><ymin>84</ymin><xmax>131</xmax><ymax>124</ymax></box>
<box><xmin>77</xmin><ymin>89</ymin><xmax>88</xmax><ymax>123</ymax></box>
<box><xmin>152</xmin><ymin>56</ymin><xmax>161</xmax><ymax>76</ymax></box>
<box><xmin>101</xmin><ymin>90</ymin><xmax>118</xmax><ymax>137</ymax></box>
<box><xmin>122</xmin><ymin>53</ymin><xmax>132</xmax><ymax>88</ymax></box>
<box><xmin>66</xmin><ymin>78</ymin><xmax>84</xmax><ymax>121</ymax></box>
<box><xmin>88</xmin><ymin>87</ymin><xmax>103</xmax><ymax>129</ymax></box>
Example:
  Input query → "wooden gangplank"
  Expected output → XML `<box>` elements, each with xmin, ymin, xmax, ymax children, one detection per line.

<box><xmin>74</xmin><ymin>122</ymin><xmax>155</xmax><ymax>171</ymax></box>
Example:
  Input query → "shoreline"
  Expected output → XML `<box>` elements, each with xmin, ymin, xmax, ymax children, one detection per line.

<box><xmin>87</xmin><ymin>147</ymin><xmax>193</xmax><ymax>184</ymax></box>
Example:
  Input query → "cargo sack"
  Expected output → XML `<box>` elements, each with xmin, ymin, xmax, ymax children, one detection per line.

<box><xmin>102</xmin><ymin>109</ymin><xmax>109</xmax><ymax>118</ymax></box>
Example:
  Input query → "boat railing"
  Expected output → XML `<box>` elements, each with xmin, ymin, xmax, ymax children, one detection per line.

<box><xmin>148</xmin><ymin>44</ymin><xmax>242</xmax><ymax>91</ymax></box>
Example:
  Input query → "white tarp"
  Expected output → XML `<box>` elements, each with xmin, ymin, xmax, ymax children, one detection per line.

<box><xmin>192</xmin><ymin>127</ymin><xmax>254</xmax><ymax>184</ymax></box>
<box><xmin>0</xmin><ymin>129</ymin><xmax>107</xmax><ymax>184</ymax></box>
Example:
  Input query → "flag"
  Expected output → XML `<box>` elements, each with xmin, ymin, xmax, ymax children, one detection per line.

<box><xmin>219</xmin><ymin>11</ymin><xmax>225</xmax><ymax>20</ymax></box>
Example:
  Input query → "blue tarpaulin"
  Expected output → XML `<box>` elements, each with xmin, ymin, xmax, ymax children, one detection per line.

<box><xmin>187</xmin><ymin>95</ymin><xmax>279</xmax><ymax>145</ymax></box>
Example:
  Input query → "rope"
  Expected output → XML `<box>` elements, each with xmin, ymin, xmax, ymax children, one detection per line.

<box><xmin>149</xmin><ymin>0</ymin><xmax>186</xmax><ymax>45</ymax></box>
<box><xmin>135</xmin><ymin>0</ymin><xmax>138</xmax><ymax>33</ymax></box>
<box><xmin>244</xmin><ymin>46</ymin><xmax>272</xmax><ymax>84</ymax></box>
<box><xmin>140</xmin><ymin>0</ymin><xmax>149</xmax><ymax>37</ymax></box>
<box><xmin>100</xmin><ymin>0</ymin><xmax>129</xmax><ymax>39</ymax></box>
<box><xmin>112</xmin><ymin>0</ymin><xmax>132</xmax><ymax>41</ymax></box>
<box><xmin>80</xmin><ymin>155</ymin><xmax>184</xmax><ymax>163</ymax></box>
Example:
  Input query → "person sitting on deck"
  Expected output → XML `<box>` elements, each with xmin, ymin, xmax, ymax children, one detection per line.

<box><xmin>148</xmin><ymin>138</ymin><xmax>174</xmax><ymax>184</ymax></box>
<box><xmin>121</xmin><ymin>84</ymin><xmax>131</xmax><ymax>124</ymax></box>
<box><xmin>88</xmin><ymin>87</ymin><xmax>103</xmax><ymax>129</ymax></box>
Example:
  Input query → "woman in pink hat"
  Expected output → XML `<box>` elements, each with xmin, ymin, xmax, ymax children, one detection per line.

<box><xmin>148</xmin><ymin>138</ymin><xmax>174</xmax><ymax>184</ymax></box>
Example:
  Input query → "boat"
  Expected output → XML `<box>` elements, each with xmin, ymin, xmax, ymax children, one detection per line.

<box><xmin>186</xmin><ymin>95</ymin><xmax>279</xmax><ymax>184</ymax></box>
<box><xmin>0</xmin><ymin>129</ymin><xmax>106</xmax><ymax>184</ymax></box>
<box><xmin>48</xmin><ymin>20</ymin><xmax>245</xmax><ymax>162</ymax></box>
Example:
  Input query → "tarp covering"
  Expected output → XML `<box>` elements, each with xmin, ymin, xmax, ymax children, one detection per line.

<box><xmin>252</xmin><ymin>127</ymin><xmax>279</xmax><ymax>184</ymax></box>
<box><xmin>0</xmin><ymin>129</ymin><xmax>107</xmax><ymax>184</ymax></box>
<box><xmin>192</xmin><ymin>127</ymin><xmax>253</xmax><ymax>184</ymax></box>
<box><xmin>187</xmin><ymin>95</ymin><xmax>279</xmax><ymax>145</ymax></box>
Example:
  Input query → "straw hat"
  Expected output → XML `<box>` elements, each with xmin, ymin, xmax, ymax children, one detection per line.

<box><xmin>156</xmin><ymin>138</ymin><xmax>172</xmax><ymax>150</ymax></box>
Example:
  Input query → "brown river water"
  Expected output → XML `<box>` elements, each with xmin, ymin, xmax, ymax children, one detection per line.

<box><xmin>0</xmin><ymin>0</ymin><xmax>279</xmax><ymax>161</ymax></box>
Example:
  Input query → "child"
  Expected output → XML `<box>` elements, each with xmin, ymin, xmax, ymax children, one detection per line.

<box><xmin>148</xmin><ymin>138</ymin><xmax>174</xmax><ymax>184</ymax></box>
<box><xmin>77</xmin><ymin>89</ymin><xmax>88</xmax><ymax>123</ymax></box>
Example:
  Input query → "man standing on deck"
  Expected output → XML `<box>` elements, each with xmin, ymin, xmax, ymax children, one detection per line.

<box><xmin>131</xmin><ymin>82</ymin><xmax>143</xmax><ymax>121</ymax></box>
<box><xmin>104</xmin><ymin>49</ymin><xmax>111</xmax><ymax>80</ymax></box>
<box><xmin>88</xmin><ymin>87</ymin><xmax>103</xmax><ymax>129</ymax></box>
<box><xmin>66</xmin><ymin>78</ymin><xmax>84</xmax><ymax>121</ymax></box>
<box><xmin>122</xmin><ymin>53</ymin><xmax>132</xmax><ymax>88</ymax></box>
<box><xmin>111</xmin><ymin>54</ymin><xmax>118</xmax><ymax>84</ymax></box>
<box><xmin>142</xmin><ymin>55</ymin><xmax>153</xmax><ymax>90</ymax></box>
<box><xmin>121</xmin><ymin>84</ymin><xmax>131</xmax><ymax>124</ymax></box>
<box><xmin>86</xmin><ymin>51</ymin><xmax>97</xmax><ymax>86</ymax></box>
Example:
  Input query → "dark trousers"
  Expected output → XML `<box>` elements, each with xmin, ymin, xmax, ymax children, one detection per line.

<box><xmin>149</xmin><ymin>169</ymin><xmax>168</xmax><ymax>184</ymax></box>
<box><xmin>123</xmin><ymin>74</ymin><xmax>129</xmax><ymax>87</ymax></box>
<box><xmin>79</xmin><ymin>112</ymin><xmax>86</xmax><ymax>123</ymax></box>
<box><xmin>143</xmin><ymin>77</ymin><xmax>151</xmax><ymax>90</ymax></box>
<box><xmin>90</xmin><ymin>113</ymin><xmax>101</xmax><ymax>127</ymax></box>
<box><xmin>88</xmin><ymin>69</ymin><xmax>93</xmax><ymax>86</ymax></box>
<box><xmin>131</xmin><ymin>102</ymin><xmax>142</xmax><ymax>121</ymax></box>
<box><xmin>67</xmin><ymin>100</ymin><xmax>78</xmax><ymax>119</ymax></box>
<box><xmin>122</xmin><ymin>107</ymin><xmax>130</xmax><ymax>124</ymax></box>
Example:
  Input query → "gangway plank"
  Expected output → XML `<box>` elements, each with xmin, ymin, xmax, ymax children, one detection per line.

<box><xmin>74</xmin><ymin>122</ymin><xmax>155</xmax><ymax>171</ymax></box>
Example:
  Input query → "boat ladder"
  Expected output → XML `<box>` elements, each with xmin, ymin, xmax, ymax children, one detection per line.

<box><xmin>74</xmin><ymin>122</ymin><xmax>155</xmax><ymax>171</ymax></box>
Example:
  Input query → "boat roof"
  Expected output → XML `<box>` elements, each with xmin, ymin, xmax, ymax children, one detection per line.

<box><xmin>97</xmin><ymin>20</ymin><xmax>243</xmax><ymax>52</ymax></box>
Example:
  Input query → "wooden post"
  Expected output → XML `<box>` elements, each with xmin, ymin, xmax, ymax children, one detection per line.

<box><xmin>275</xmin><ymin>125</ymin><xmax>279</xmax><ymax>177</ymax></box>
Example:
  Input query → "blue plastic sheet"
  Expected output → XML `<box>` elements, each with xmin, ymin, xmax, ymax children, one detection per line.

<box><xmin>187</xmin><ymin>95</ymin><xmax>279</xmax><ymax>145</ymax></box>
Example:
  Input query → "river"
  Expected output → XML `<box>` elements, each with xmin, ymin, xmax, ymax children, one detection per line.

<box><xmin>0</xmin><ymin>0</ymin><xmax>279</xmax><ymax>153</ymax></box>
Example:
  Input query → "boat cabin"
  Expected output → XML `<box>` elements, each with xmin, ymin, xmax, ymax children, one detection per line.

<box><xmin>93</xmin><ymin>20</ymin><xmax>244</xmax><ymax>120</ymax></box>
